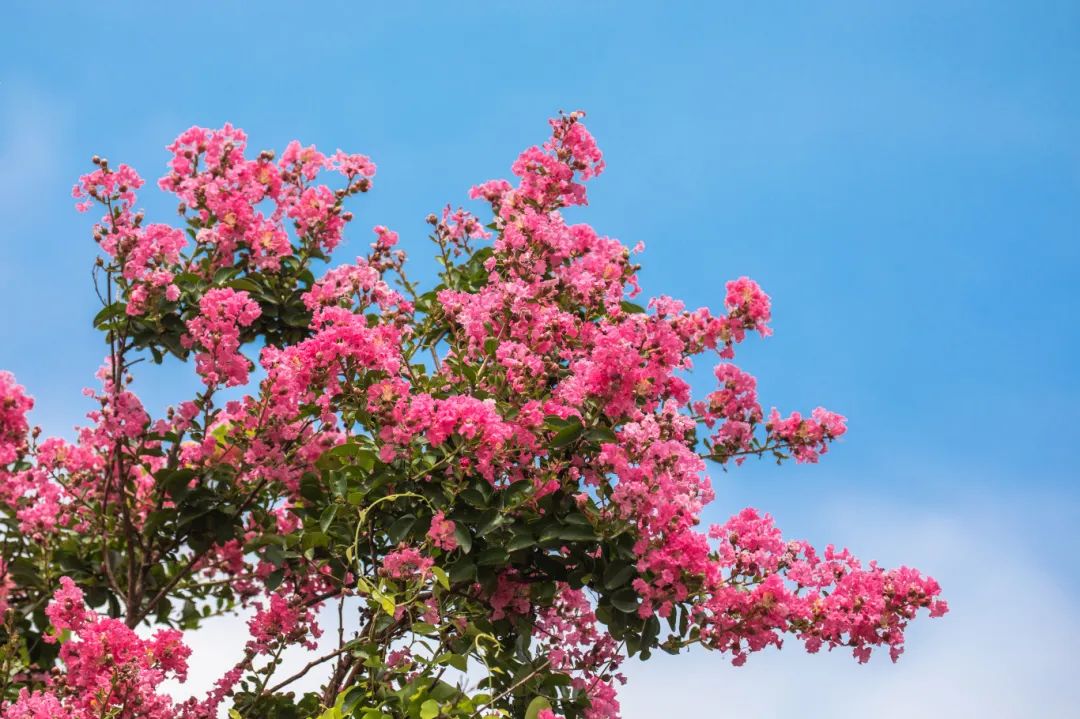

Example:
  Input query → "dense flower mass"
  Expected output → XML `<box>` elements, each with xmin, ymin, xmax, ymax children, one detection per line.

<box><xmin>5</xmin><ymin>578</ymin><xmax>191</xmax><ymax>719</ymax></box>
<box><xmin>0</xmin><ymin>371</ymin><xmax>32</xmax><ymax>466</ymax></box>
<box><xmin>184</xmin><ymin>288</ymin><xmax>262</xmax><ymax>387</ymax></box>
<box><xmin>0</xmin><ymin>112</ymin><xmax>944</xmax><ymax>719</ymax></box>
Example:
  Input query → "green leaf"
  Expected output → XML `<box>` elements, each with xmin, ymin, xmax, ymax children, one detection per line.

<box><xmin>372</xmin><ymin>590</ymin><xmax>395</xmax><ymax>616</ymax></box>
<box><xmin>540</xmin><ymin>523</ymin><xmax>597</xmax><ymax>544</ymax></box>
<box><xmin>586</xmin><ymin>427</ymin><xmax>618</xmax><ymax>443</ymax></box>
<box><xmin>341</xmin><ymin>687</ymin><xmax>366</xmax><ymax>715</ymax></box>
<box><xmin>319</xmin><ymin>444</ymin><xmax>377</xmax><ymax>472</ymax></box>
<box><xmin>159</xmin><ymin>468</ymin><xmax>196</xmax><ymax>501</ymax></box>
<box><xmin>387</xmin><ymin>515</ymin><xmax>416</xmax><ymax>543</ymax></box>
<box><xmin>610</xmin><ymin>588</ymin><xmax>640</xmax><ymax>614</ymax></box>
<box><xmin>476</xmin><ymin>513</ymin><xmax>507</xmax><ymax>537</ymax></box>
<box><xmin>431</xmin><ymin>566</ymin><xmax>450</xmax><ymax>590</ymax></box>
<box><xmin>92</xmin><ymin>302</ymin><xmax>126</xmax><ymax>329</ymax></box>
<box><xmin>419</xmin><ymin>700</ymin><xmax>439</xmax><ymax>719</ymax></box>
<box><xmin>453</xmin><ymin>526</ymin><xmax>473</xmax><ymax>554</ymax></box>
<box><xmin>525</xmin><ymin>696</ymin><xmax>552</xmax><ymax>719</ymax></box>
<box><xmin>506</xmin><ymin>532</ymin><xmax>536</xmax><ymax>552</ymax></box>
<box><xmin>447</xmin><ymin>557</ymin><xmax>475</xmax><ymax>584</ymax></box>
<box><xmin>476</xmin><ymin>548</ymin><xmax>507</xmax><ymax>566</ymax></box>
<box><xmin>549</xmin><ymin>421</ymin><xmax>584</xmax><ymax>449</ymax></box>
<box><xmin>543</xmin><ymin>415</ymin><xmax>577</xmax><ymax>430</ymax></box>
<box><xmin>319</xmin><ymin>505</ymin><xmax>338</xmax><ymax>533</ymax></box>
<box><xmin>460</xmin><ymin>489</ymin><xmax>488</xmax><ymax>508</ymax></box>
<box><xmin>501</xmin><ymin>479</ymin><xmax>533</xmax><ymax>507</ymax></box>
<box><xmin>226</xmin><ymin>278</ymin><xmax>261</xmax><ymax>293</ymax></box>
<box><xmin>302</xmin><ymin>531</ymin><xmax>329</xmax><ymax>550</ymax></box>
<box><xmin>603</xmin><ymin>562</ymin><xmax>635</xmax><ymax>590</ymax></box>
<box><xmin>212</xmin><ymin>266</ymin><xmax>239</xmax><ymax>285</ymax></box>
<box><xmin>265</xmin><ymin>568</ymin><xmax>285</xmax><ymax>591</ymax></box>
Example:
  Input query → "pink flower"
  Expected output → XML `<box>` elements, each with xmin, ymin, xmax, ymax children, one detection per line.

<box><xmin>22</xmin><ymin>577</ymin><xmax>192</xmax><ymax>719</ymax></box>
<box><xmin>247</xmin><ymin>592</ymin><xmax>322</xmax><ymax>653</ymax></box>
<box><xmin>427</xmin><ymin>511</ymin><xmax>457</xmax><ymax>551</ymax></box>
<box><xmin>184</xmin><ymin>288</ymin><xmax>261</xmax><ymax>387</ymax></box>
<box><xmin>766</xmin><ymin>406</ymin><xmax>848</xmax><ymax>463</ymax></box>
<box><xmin>44</xmin><ymin>576</ymin><xmax>90</xmax><ymax>635</ymax></box>
<box><xmin>0</xmin><ymin>371</ymin><xmax>33</xmax><ymax>466</ymax></box>
<box><xmin>381</xmin><ymin>545</ymin><xmax>434</xmax><ymax>580</ymax></box>
<box><xmin>32</xmin><ymin>113</ymin><xmax>944</xmax><ymax>719</ymax></box>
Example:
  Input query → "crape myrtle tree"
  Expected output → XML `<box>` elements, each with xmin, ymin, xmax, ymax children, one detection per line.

<box><xmin>0</xmin><ymin>113</ymin><xmax>946</xmax><ymax>719</ymax></box>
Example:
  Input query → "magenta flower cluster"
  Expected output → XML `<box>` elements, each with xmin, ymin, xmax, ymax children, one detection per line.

<box><xmin>0</xmin><ymin>111</ymin><xmax>946</xmax><ymax>719</ymax></box>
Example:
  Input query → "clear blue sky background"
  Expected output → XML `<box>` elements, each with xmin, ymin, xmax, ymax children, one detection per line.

<box><xmin>2</xmin><ymin>3</ymin><xmax>1077</xmax><ymax>716</ymax></box>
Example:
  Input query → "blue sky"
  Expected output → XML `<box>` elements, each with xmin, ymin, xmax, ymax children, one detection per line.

<box><xmin>2</xmin><ymin>2</ymin><xmax>1077</xmax><ymax>716</ymax></box>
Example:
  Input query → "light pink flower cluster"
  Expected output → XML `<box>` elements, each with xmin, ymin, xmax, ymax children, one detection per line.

<box><xmin>183</xmin><ymin>288</ymin><xmax>262</xmax><ymax>387</ymax></box>
<box><xmin>598</xmin><ymin>406</ymin><xmax>715</xmax><ymax>617</ymax></box>
<box><xmin>695</xmin><ymin>363</ymin><xmax>762</xmax><ymax>463</ymax></box>
<box><xmin>506</xmin><ymin>111</ymin><xmax>606</xmax><ymax>209</ymax></box>
<box><xmin>534</xmin><ymin>585</ymin><xmax>624</xmax><ymax>719</ymax></box>
<box><xmin>73</xmin><ymin>163</ymin><xmax>143</xmax><ymax>213</ymax></box>
<box><xmin>700</xmin><ymin>509</ymin><xmax>947</xmax><ymax>665</ymax></box>
<box><xmin>74</xmin><ymin>163</ymin><xmax>189</xmax><ymax>316</ymax></box>
<box><xmin>381</xmin><ymin>545</ymin><xmax>434</xmax><ymax>580</ymax></box>
<box><xmin>426</xmin><ymin>511</ymin><xmax>457</xmax><ymax>551</ymax></box>
<box><xmin>123</xmin><ymin>224</ymin><xmax>187</xmax><ymax>314</ymax></box>
<box><xmin>302</xmin><ymin>256</ymin><xmax>403</xmax><ymax>317</ymax></box>
<box><xmin>724</xmin><ymin>276</ymin><xmax>772</xmax><ymax>339</ymax></box>
<box><xmin>366</xmin><ymin>386</ymin><xmax>519</xmax><ymax>480</ymax></box>
<box><xmin>0</xmin><ymin>371</ymin><xmax>32</xmax><ymax>466</ymax></box>
<box><xmin>0</xmin><ymin>365</ymin><xmax>156</xmax><ymax>538</ymax></box>
<box><xmin>766</xmin><ymin>407</ymin><xmax>848</xmax><ymax>463</ymax></box>
<box><xmin>157</xmin><ymin>125</ymin><xmax>373</xmax><ymax>271</ymax></box>
<box><xmin>487</xmin><ymin>572</ymin><xmax>532</xmax><ymax>621</ymax></box>
<box><xmin>435</xmin><ymin>205</ymin><xmax>491</xmax><ymax>258</ymax></box>
<box><xmin>247</xmin><ymin>592</ymin><xmax>322</xmax><ymax>653</ymax></box>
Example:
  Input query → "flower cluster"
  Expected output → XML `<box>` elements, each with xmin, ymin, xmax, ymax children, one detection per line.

<box><xmin>381</xmin><ymin>545</ymin><xmax>434</xmax><ymax>580</ymax></box>
<box><xmin>4</xmin><ymin>578</ymin><xmax>191</xmax><ymax>719</ymax></box>
<box><xmin>427</xmin><ymin>511</ymin><xmax>457</xmax><ymax>551</ymax></box>
<box><xmin>696</xmin><ymin>363</ymin><xmax>762</xmax><ymax>463</ymax></box>
<box><xmin>184</xmin><ymin>288</ymin><xmax>262</xmax><ymax>387</ymax></box>
<box><xmin>534</xmin><ymin>586</ymin><xmax>624</xmax><ymax>719</ymax></box>
<box><xmin>0</xmin><ymin>371</ymin><xmax>32</xmax><ymax>466</ymax></box>
<box><xmin>701</xmin><ymin>509</ymin><xmax>947</xmax><ymax>665</ymax></box>
<box><xmin>0</xmin><ymin>112</ymin><xmax>944</xmax><ymax>719</ymax></box>
<box><xmin>74</xmin><ymin>162</ymin><xmax>188</xmax><ymax>316</ymax></box>
<box><xmin>247</xmin><ymin>592</ymin><xmax>322</xmax><ymax>653</ymax></box>
<box><xmin>766</xmin><ymin>407</ymin><xmax>848</xmax><ymax>463</ymax></box>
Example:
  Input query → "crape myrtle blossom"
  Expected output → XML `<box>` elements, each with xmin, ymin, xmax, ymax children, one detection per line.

<box><xmin>184</xmin><ymin>288</ymin><xmax>262</xmax><ymax>387</ymax></box>
<box><xmin>0</xmin><ymin>371</ymin><xmax>33</xmax><ymax>466</ymax></box>
<box><xmin>0</xmin><ymin>111</ymin><xmax>944</xmax><ymax>719</ymax></box>
<box><xmin>2</xmin><ymin>578</ymin><xmax>191</xmax><ymax>719</ymax></box>
<box><xmin>426</xmin><ymin>510</ymin><xmax>457</xmax><ymax>551</ymax></box>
